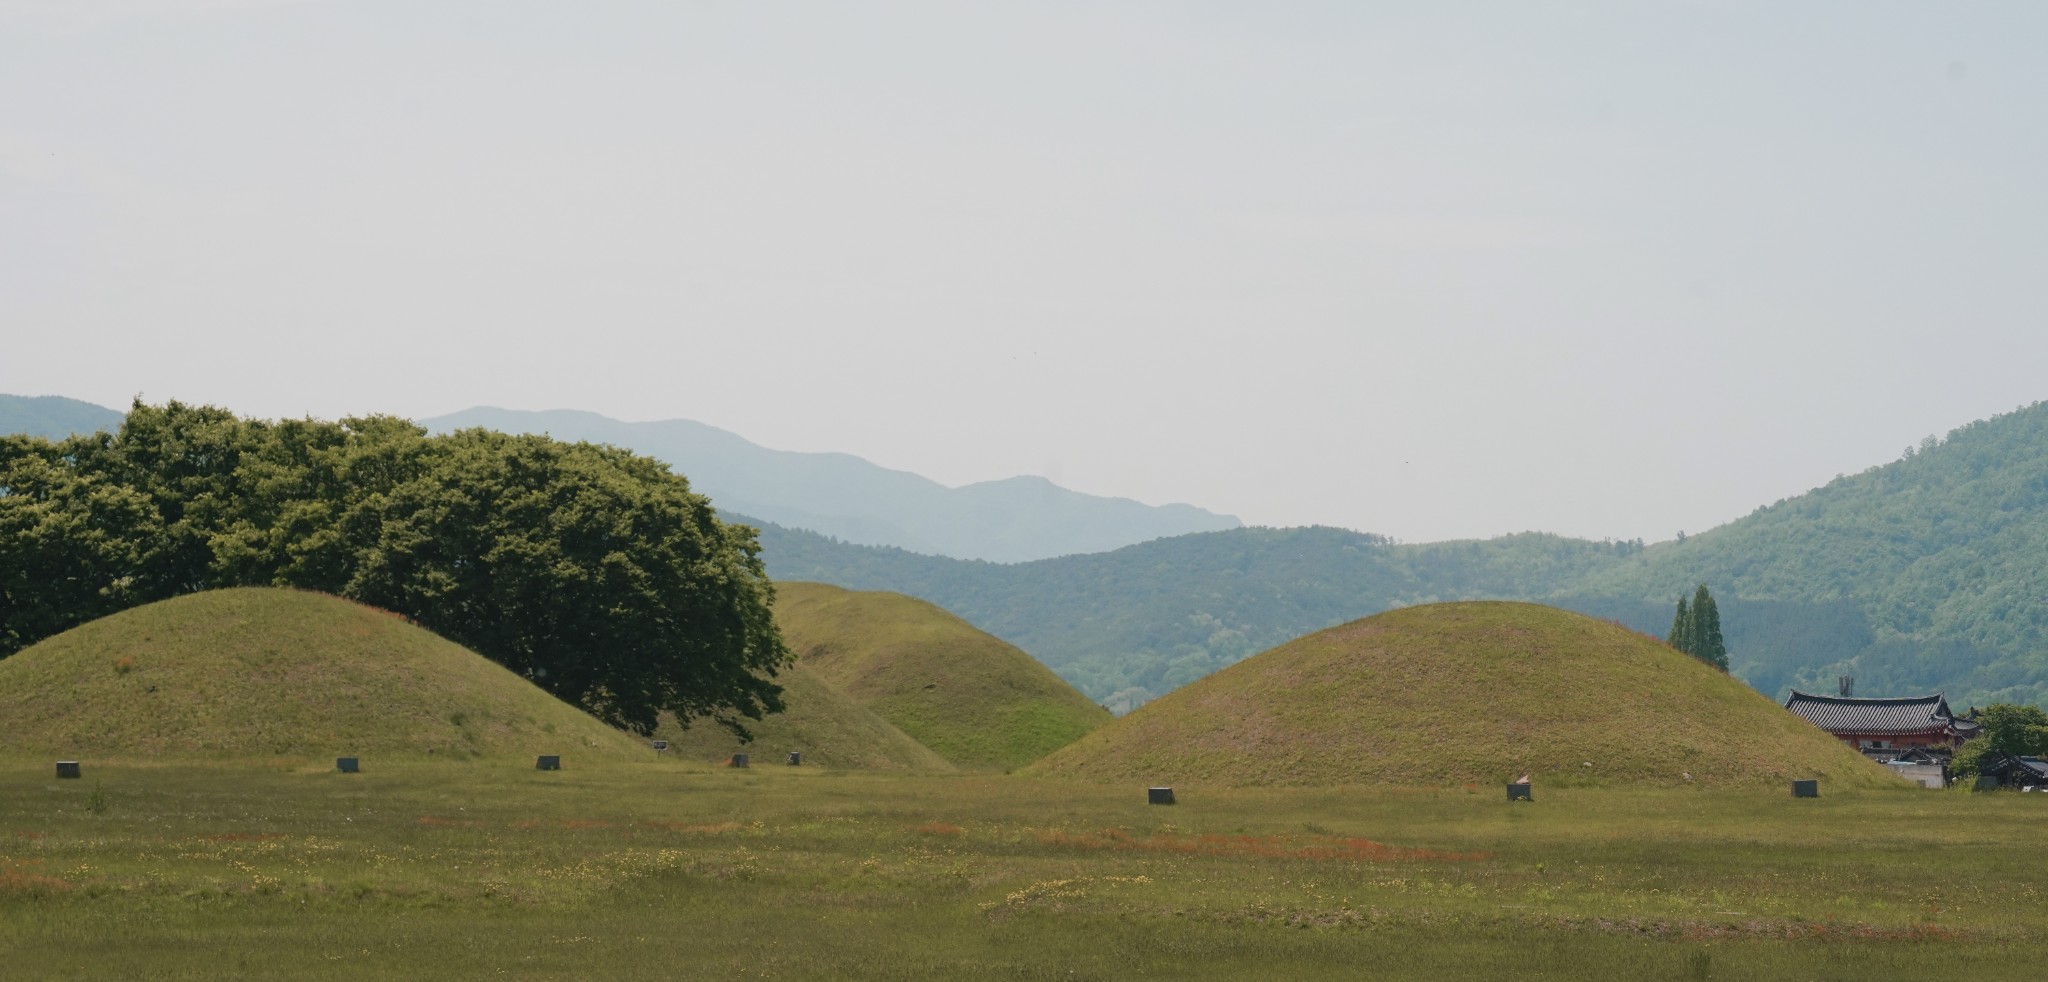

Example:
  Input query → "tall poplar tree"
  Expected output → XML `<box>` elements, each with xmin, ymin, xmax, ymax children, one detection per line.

<box><xmin>1668</xmin><ymin>594</ymin><xmax>1694</xmax><ymax>657</ymax></box>
<box><xmin>1691</xmin><ymin>583</ymin><xmax>1728</xmax><ymax>671</ymax></box>
<box><xmin>1667</xmin><ymin>583</ymin><xmax>1728</xmax><ymax>671</ymax></box>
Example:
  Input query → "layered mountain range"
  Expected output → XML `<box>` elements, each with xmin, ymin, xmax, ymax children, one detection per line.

<box><xmin>419</xmin><ymin>407</ymin><xmax>1240</xmax><ymax>562</ymax></box>
<box><xmin>10</xmin><ymin>392</ymin><xmax>2048</xmax><ymax>713</ymax></box>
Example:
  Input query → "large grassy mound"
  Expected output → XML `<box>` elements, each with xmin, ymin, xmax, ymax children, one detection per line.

<box><xmin>774</xmin><ymin>582</ymin><xmax>1111</xmax><ymax>770</ymax></box>
<box><xmin>651</xmin><ymin>660</ymin><xmax>954</xmax><ymax>770</ymax></box>
<box><xmin>1027</xmin><ymin>602</ymin><xmax>1900</xmax><ymax>789</ymax></box>
<box><xmin>0</xmin><ymin>588</ymin><xmax>651</xmax><ymax>761</ymax></box>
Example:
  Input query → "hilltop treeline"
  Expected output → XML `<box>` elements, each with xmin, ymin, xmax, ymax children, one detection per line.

<box><xmin>755</xmin><ymin>402</ymin><xmax>2048</xmax><ymax>711</ymax></box>
<box><xmin>0</xmin><ymin>401</ymin><xmax>787</xmax><ymax>733</ymax></box>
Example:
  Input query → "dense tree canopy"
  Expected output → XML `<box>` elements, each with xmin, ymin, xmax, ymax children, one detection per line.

<box><xmin>1952</xmin><ymin>703</ymin><xmax>2048</xmax><ymax>777</ymax></box>
<box><xmin>0</xmin><ymin>401</ymin><xmax>787</xmax><ymax>733</ymax></box>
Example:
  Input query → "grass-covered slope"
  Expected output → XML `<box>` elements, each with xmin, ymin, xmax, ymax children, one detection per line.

<box><xmin>651</xmin><ymin>661</ymin><xmax>954</xmax><ymax>771</ymax></box>
<box><xmin>774</xmin><ymin>582</ymin><xmax>1111</xmax><ymax>770</ymax></box>
<box><xmin>1027</xmin><ymin>602</ymin><xmax>1898</xmax><ymax>789</ymax></box>
<box><xmin>0</xmin><ymin>588</ymin><xmax>650</xmax><ymax>760</ymax></box>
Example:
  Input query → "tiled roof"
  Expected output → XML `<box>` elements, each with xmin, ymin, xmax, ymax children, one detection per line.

<box><xmin>1783</xmin><ymin>691</ymin><xmax>1956</xmax><ymax>734</ymax></box>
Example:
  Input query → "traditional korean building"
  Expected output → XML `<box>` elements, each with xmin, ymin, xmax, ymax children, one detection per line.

<box><xmin>1974</xmin><ymin>752</ymin><xmax>2048</xmax><ymax>790</ymax></box>
<box><xmin>1782</xmin><ymin>691</ymin><xmax>1977</xmax><ymax>754</ymax></box>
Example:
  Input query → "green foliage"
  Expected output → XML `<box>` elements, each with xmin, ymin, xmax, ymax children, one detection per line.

<box><xmin>1668</xmin><ymin>595</ymin><xmax>1693</xmax><ymax>656</ymax></box>
<box><xmin>756</xmin><ymin>524</ymin><xmax>1648</xmax><ymax>709</ymax></box>
<box><xmin>1952</xmin><ymin>703</ymin><xmax>2048</xmax><ymax>776</ymax></box>
<box><xmin>0</xmin><ymin>402</ymin><xmax>787</xmax><ymax>733</ymax></box>
<box><xmin>1575</xmin><ymin>400</ymin><xmax>2048</xmax><ymax>705</ymax></box>
<box><xmin>757</xmin><ymin>400</ymin><xmax>2048</xmax><ymax>711</ymax></box>
<box><xmin>419</xmin><ymin>406</ymin><xmax>1242</xmax><ymax>563</ymax></box>
<box><xmin>1666</xmin><ymin>584</ymin><xmax>1728</xmax><ymax>671</ymax></box>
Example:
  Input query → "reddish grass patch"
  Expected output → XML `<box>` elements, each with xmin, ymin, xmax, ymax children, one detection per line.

<box><xmin>0</xmin><ymin>860</ymin><xmax>71</xmax><ymax>896</ymax></box>
<box><xmin>639</xmin><ymin>820</ymin><xmax>742</xmax><ymax>835</ymax></box>
<box><xmin>914</xmin><ymin>821</ymin><xmax>965</xmax><ymax>838</ymax></box>
<box><xmin>1039</xmin><ymin>828</ymin><xmax>1490</xmax><ymax>864</ymax></box>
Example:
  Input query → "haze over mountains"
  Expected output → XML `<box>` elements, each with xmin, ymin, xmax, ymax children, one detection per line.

<box><xmin>419</xmin><ymin>407</ymin><xmax>1241</xmax><ymax>562</ymax></box>
<box><xmin>756</xmin><ymin>400</ymin><xmax>2048</xmax><ymax>713</ymax></box>
<box><xmin>0</xmin><ymin>396</ymin><xmax>1240</xmax><ymax>563</ymax></box>
<box><xmin>11</xmin><ymin>392</ymin><xmax>2048</xmax><ymax>716</ymax></box>
<box><xmin>0</xmin><ymin>395</ymin><xmax>123</xmax><ymax>441</ymax></box>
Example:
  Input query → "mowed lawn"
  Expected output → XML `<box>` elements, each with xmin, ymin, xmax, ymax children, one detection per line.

<box><xmin>2</xmin><ymin>759</ymin><xmax>2044</xmax><ymax>980</ymax></box>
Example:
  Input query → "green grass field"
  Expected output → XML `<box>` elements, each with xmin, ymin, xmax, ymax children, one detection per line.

<box><xmin>4</xmin><ymin>758</ymin><xmax>2043</xmax><ymax>980</ymax></box>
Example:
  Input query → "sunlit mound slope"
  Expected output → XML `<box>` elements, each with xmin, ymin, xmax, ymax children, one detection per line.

<box><xmin>0</xmin><ymin>588</ymin><xmax>650</xmax><ymax>761</ymax></box>
<box><xmin>651</xmin><ymin>660</ymin><xmax>954</xmax><ymax>771</ymax></box>
<box><xmin>1026</xmin><ymin>602</ymin><xmax>1899</xmax><ymax>789</ymax></box>
<box><xmin>774</xmin><ymin>582</ymin><xmax>1111</xmax><ymax>770</ymax></box>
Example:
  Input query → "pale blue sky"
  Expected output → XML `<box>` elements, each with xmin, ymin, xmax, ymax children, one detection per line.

<box><xmin>4</xmin><ymin>1</ymin><xmax>2045</xmax><ymax>543</ymax></box>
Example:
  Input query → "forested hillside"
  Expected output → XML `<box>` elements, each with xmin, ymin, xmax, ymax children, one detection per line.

<box><xmin>753</xmin><ymin>402</ymin><xmax>2048</xmax><ymax>711</ymax></box>
<box><xmin>15</xmin><ymin>395</ymin><xmax>2048</xmax><ymax>713</ymax></box>
<box><xmin>1573</xmin><ymin>401</ymin><xmax>2048</xmax><ymax>706</ymax></box>
<box><xmin>755</xmin><ymin>523</ymin><xmax>1652</xmax><ymax>711</ymax></box>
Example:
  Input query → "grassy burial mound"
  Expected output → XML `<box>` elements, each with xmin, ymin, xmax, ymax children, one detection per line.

<box><xmin>1027</xmin><ymin>601</ymin><xmax>1898</xmax><ymax>789</ymax></box>
<box><xmin>0</xmin><ymin>588</ymin><xmax>650</xmax><ymax>761</ymax></box>
<box><xmin>651</xmin><ymin>660</ymin><xmax>954</xmax><ymax>770</ymax></box>
<box><xmin>774</xmin><ymin>582</ymin><xmax>1111</xmax><ymax>770</ymax></box>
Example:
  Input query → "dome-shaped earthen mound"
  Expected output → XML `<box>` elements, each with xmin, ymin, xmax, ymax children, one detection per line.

<box><xmin>0</xmin><ymin>588</ymin><xmax>651</xmax><ymax>761</ymax></box>
<box><xmin>771</xmin><ymin>582</ymin><xmax>1111</xmax><ymax>770</ymax></box>
<box><xmin>1025</xmin><ymin>602</ymin><xmax>1898</xmax><ymax>789</ymax></box>
<box><xmin>652</xmin><ymin>660</ymin><xmax>954</xmax><ymax>771</ymax></box>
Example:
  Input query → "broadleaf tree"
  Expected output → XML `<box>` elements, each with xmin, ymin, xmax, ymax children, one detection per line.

<box><xmin>1951</xmin><ymin>703</ymin><xmax>2048</xmax><ymax>776</ymax></box>
<box><xmin>0</xmin><ymin>402</ymin><xmax>788</xmax><ymax>734</ymax></box>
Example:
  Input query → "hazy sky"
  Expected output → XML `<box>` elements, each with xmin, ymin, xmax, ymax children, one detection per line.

<box><xmin>5</xmin><ymin>1</ymin><xmax>2045</xmax><ymax>544</ymax></box>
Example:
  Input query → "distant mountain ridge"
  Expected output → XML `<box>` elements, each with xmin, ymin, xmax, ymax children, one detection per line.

<box><xmin>0</xmin><ymin>395</ymin><xmax>124</xmax><ymax>441</ymax></box>
<box><xmin>0</xmin><ymin>397</ymin><xmax>1244</xmax><ymax>563</ymax></box>
<box><xmin>16</xmin><ymin>393</ymin><xmax>2048</xmax><ymax>714</ymax></box>
<box><xmin>419</xmin><ymin>407</ymin><xmax>1241</xmax><ymax>562</ymax></box>
<box><xmin>752</xmin><ymin>400</ymin><xmax>2048</xmax><ymax>713</ymax></box>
